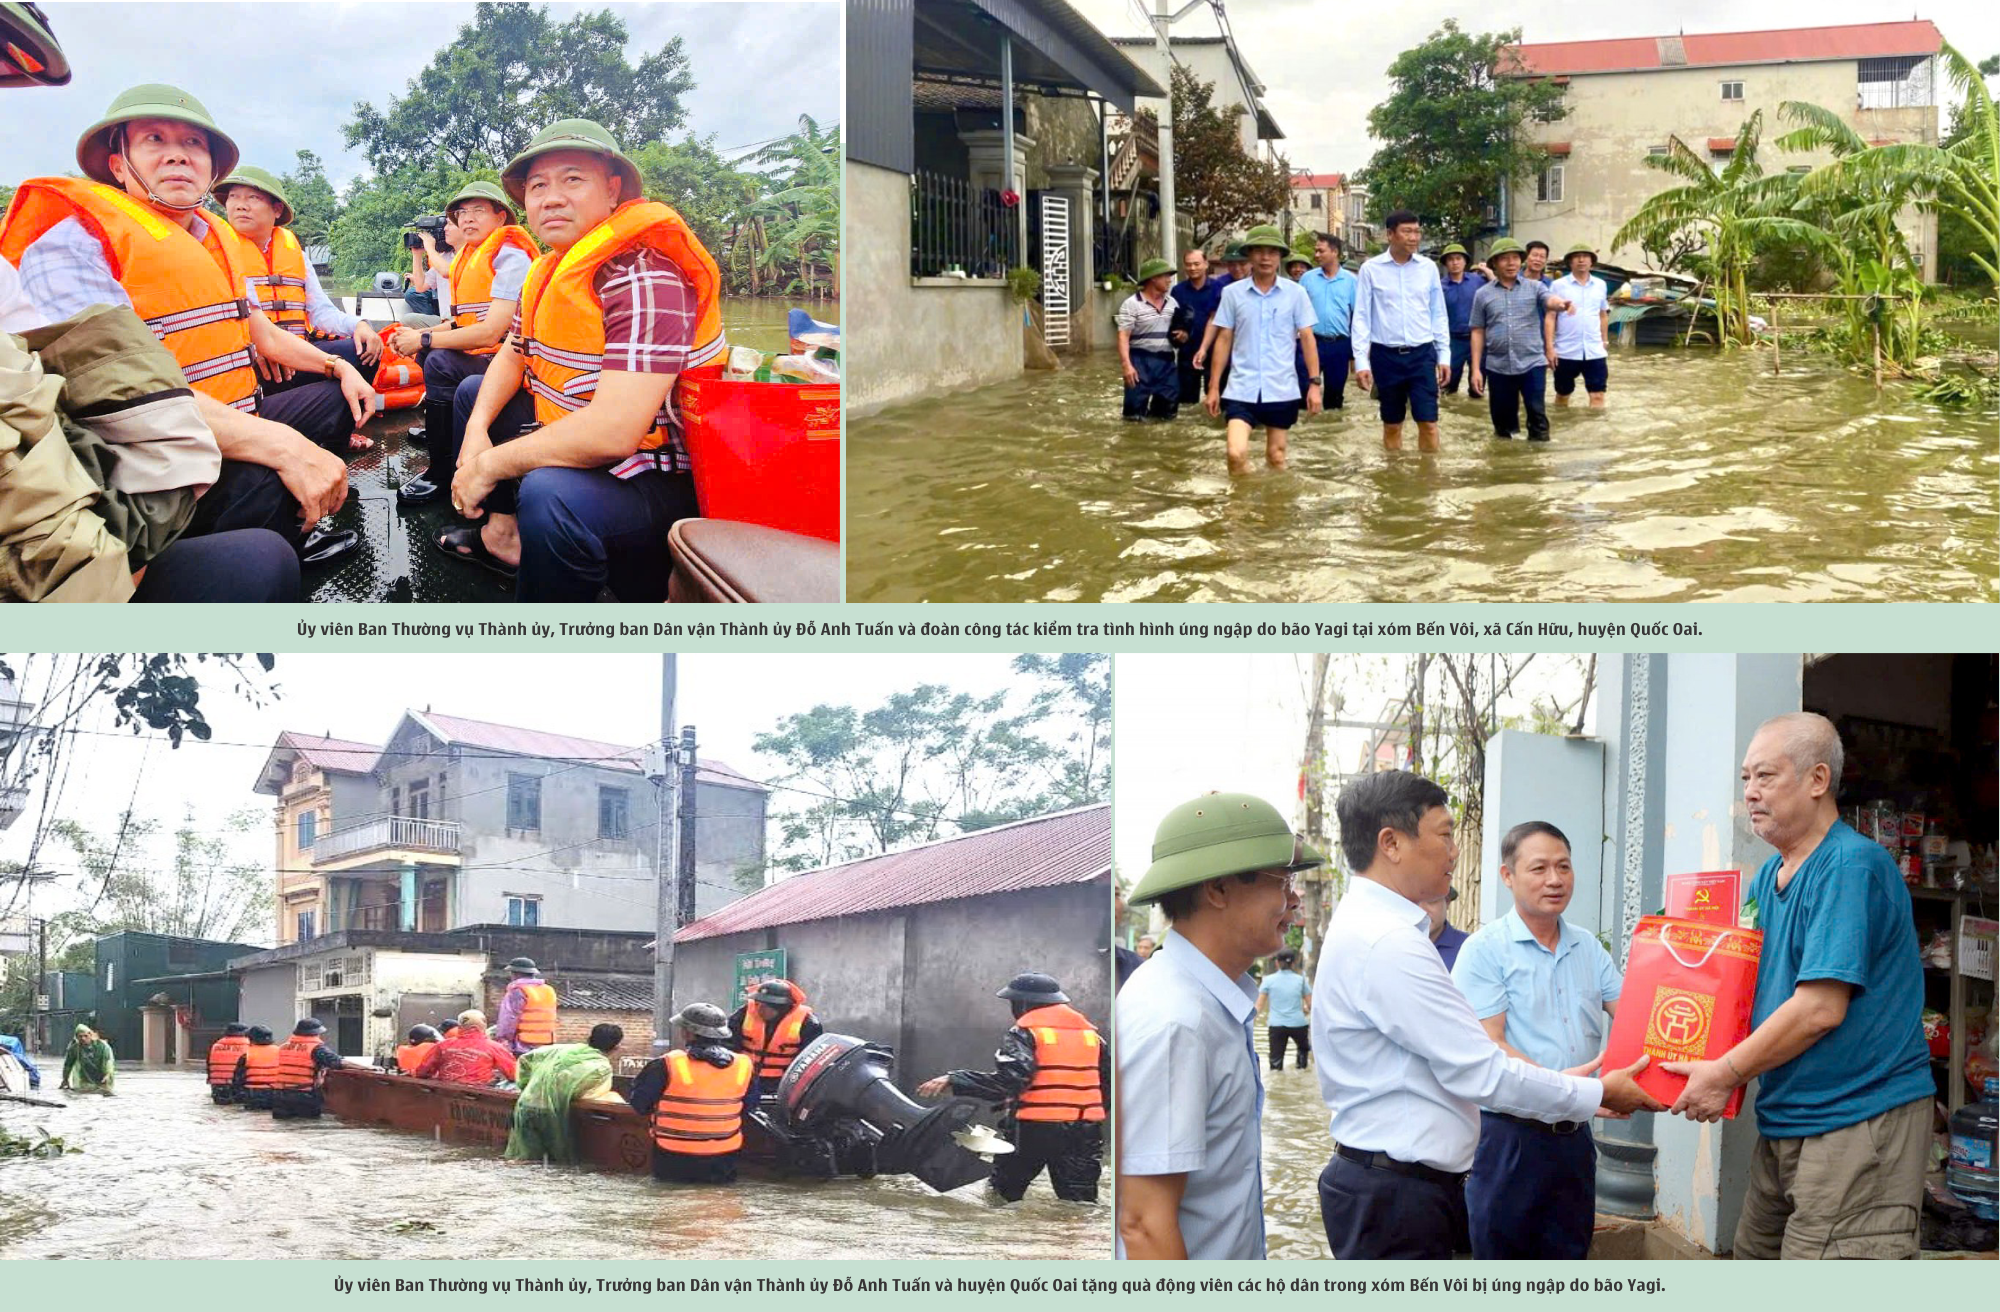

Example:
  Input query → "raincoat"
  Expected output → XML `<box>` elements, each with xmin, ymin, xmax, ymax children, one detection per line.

<box><xmin>504</xmin><ymin>1042</ymin><xmax>617</xmax><ymax>1162</ymax></box>
<box><xmin>61</xmin><ymin>1025</ymin><xmax>115</xmax><ymax>1094</ymax></box>
<box><xmin>0</xmin><ymin>1034</ymin><xmax>40</xmax><ymax>1090</ymax></box>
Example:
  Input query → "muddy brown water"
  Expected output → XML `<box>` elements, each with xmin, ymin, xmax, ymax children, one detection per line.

<box><xmin>306</xmin><ymin>299</ymin><xmax>799</xmax><ymax>603</ymax></box>
<box><xmin>846</xmin><ymin>339</ymin><xmax>1997</xmax><ymax>603</ymax></box>
<box><xmin>0</xmin><ymin>1068</ymin><xmax>1102</xmax><ymax>1259</ymax></box>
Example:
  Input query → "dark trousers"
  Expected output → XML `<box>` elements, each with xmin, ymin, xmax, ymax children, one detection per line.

<box><xmin>448</xmin><ymin>379</ymin><xmax>697</xmax><ymax>602</ymax></box>
<box><xmin>236</xmin><ymin>1089</ymin><xmax>274</xmax><ymax>1111</ymax></box>
<box><xmin>652</xmin><ymin>1148</ymin><xmax>738</xmax><ymax>1184</ymax></box>
<box><xmin>1465</xmin><ymin>1113</ymin><xmax>1596</xmax><ymax>1259</ymax></box>
<box><xmin>271</xmin><ymin>1088</ymin><xmax>324</xmax><ymax>1119</ymax></box>
<box><xmin>1444</xmin><ymin>335</ymin><xmax>1481</xmax><ymax>395</ymax></box>
<box><xmin>209</xmin><ymin>1084</ymin><xmax>234</xmax><ymax>1104</ymax></box>
<box><xmin>1176</xmin><ymin>360</ymin><xmax>1206</xmax><ymax>406</ymax></box>
<box><xmin>261</xmin><ymin>335</ymin><xmax>366</xmax><ymax>398</ymax></box>
<box><xmin>134</xmin><ymin>527</ymin><xmax>301</xmax><ymax>602</ymax></box>
<box><xmin>1318</xmin><ymin>1153</ymin><xmax>1469</xmax><ymax>1259</ymax></box>
<box><xmin>417</xmin><ymin>347</ymin><xmax>494</xmax><ymax>481</ymax></box>
<box><xmin>257</xmin><ymin>376</ymin><xmax>357</xmax><ymax>457</ymax></box>
<box><xmin>1313</xmin><ymin>335</ymin><xmax>1351</xmax><ymax>408</ymax></box>
<box><xmin>1123</xmin><ymin>350</ymin><xmax>1178</xmax><ymax>420</ymax></box>
<box><xmin>1268</xmin><ymin>1024</ymin><xmax>1311</xmax><ymax>1069</ymax></box>
<box><xmin>990</xmin><ymin>1119</ymin><xmax>1102</xmax><ymax>1203</ymax></box>
<box><xmin>1485</xmin><ymin>367</ymin><xmax>1550</xmax><ymax>440</ymax></box>
<box><xmin>422</xmin><ymin>346</ymin><xmax>491</xmax><ymax>407</ymax></box>
<box><xmin>404</xmin><ymin>288</ymin><xmax>440</xmax><ymax>317</ymax></box>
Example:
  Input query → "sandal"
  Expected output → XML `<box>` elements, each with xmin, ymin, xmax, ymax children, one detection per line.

<box><xmin>431</xmin><ymin>524</ymin><xmax>517</xmax><ymax>580</ymax></box>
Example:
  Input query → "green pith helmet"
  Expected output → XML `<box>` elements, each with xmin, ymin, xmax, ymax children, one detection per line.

<box><xmin>1136</xmin><ymin>257</ymin><xmax>1174</xmax><ymax>283</ymax></box>
<box><xmin>502</xmin><ymin>118</ymin><xmax>643</xmax><ymax>208</ymax></box>
<box><xmin>1283</xmin><ymin>247</ymin><xmax>1312</xmax><ymax>268</ymax></box>
<box><xmin>77</xmin><ymin>83</ymin><xmax>238</xmax><ymax>189</ymax></box>
<box><xmin>1223</xmin><ymin>243</ymin><xmax>1247</xmax><ymax>263</ymax></box>
<box><xmin>214</xmin><ymin>164</ymin><xmax>293</xmax><ymax>226</ymax></box>
<box><xmin>1129</xmin><ymin>792</ymin><xmax>1324</xmax><ymax>906</ymax></box>
<box><xmin>1440</xmin><ymin>242</ymin><xmax>1468</xmax><ymax>258</ymax></box>
<box><xmin>1487</xmin><ymin>237</ymin><xmax>1526</xmax><ymax>259</ymax></box>
<box><xmin>1238</xmin><ymin>224</ymin><xmax>1288</xmax><ymax>256</ymax></box>
<box><xmin>445</xmin><ymin>179</ymin><xmax>518</xmax><ymax>224</ymax></box>
<box><xmin>1563</xmin><ymin>243</ymin><xmax>1597</xmax><ymax>265</ymax></box>
<box><xmin>1</xmin><ymin>2</ymin><xmax>70</xmax><ymax>88</ymax></box>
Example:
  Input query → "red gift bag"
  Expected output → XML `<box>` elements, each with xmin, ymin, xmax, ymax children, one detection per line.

<box><xmin>1603</xmin><ymin>916</ymin><xmax>1764</xmax><ymax>1118</ymax></box>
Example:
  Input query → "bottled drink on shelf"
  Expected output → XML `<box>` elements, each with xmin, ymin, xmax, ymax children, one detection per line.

<box><xmin>1947</xmin><ymin>1077</ymin><xmax>1998</xmax><ymax>1220</ymax></box>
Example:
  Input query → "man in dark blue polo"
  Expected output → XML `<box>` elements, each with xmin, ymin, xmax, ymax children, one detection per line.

<box><xmin>1438</xmin><ymin>242</ymin><xmax>1486</xmax><ymax>397</ymax></box>
<box><xmin>1169</xmin><ymin>247</ymin><xmax>1225</xmax><ymax>406</ymax></box>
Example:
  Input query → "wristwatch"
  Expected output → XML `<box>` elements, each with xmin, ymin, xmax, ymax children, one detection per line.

<box><xmin>421</xmin><ymin>330</ymin><xmax>433</xmax><ymax>351</ymax></box>
<box><xmin>322</xmin><ymin>356</ymin><xmax>340</xmax><ymax>378</ymax></box>
<box><xmin>1308</xmin><ymin>375</ymin><xmax>1324</xmax><ymax>387</ymax></box>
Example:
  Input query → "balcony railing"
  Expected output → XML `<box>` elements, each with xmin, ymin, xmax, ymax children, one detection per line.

<box><xmin>911</xmin><ymin>171</ymin><xmax>1019</xmax><ymax>279</ymax></box>
<box><xmin>311</xmin><ymin>815</ymin><xmax>460</xmax><ymax>865</ymax></box>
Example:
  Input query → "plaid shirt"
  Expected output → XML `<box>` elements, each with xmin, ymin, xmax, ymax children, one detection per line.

<box><xmin>511</xmin><ymin>247</ymin><xmax>703</xmax><ymax>479</ymax></box>
<box><xmin>16</xmin><ymin>213</ymin><xmax>260</xmax><ymax>325</ymax></box>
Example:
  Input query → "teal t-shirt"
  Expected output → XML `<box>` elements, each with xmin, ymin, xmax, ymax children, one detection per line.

<box><xmin>1259</xmin><ymin>969</ymin><xmax>1309</xmax><ymax>1028</ymax></box>
<box><xmin>1746</xmin><ymin>821</ymin><xmax>1932</xmax><ymax>1138</ymax></box>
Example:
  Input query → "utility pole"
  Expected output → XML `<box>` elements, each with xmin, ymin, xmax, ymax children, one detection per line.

<box><xmin>33</xmin><ymin>917</ymin><xmax>46</xmax><ymax>1055</ymax></box>
<box><xmin>650</xmin><ymin>656</ymin><xmax>679</xmax><ymax>1056</ymax></box>
<box><xmin>1150</xmin><ymin>0</ymin><xmax>1210</xmax><ymax>269</ymax></box>
<box><xmin>676</xmin><ymin>726</ymin><xmax>698</xmax><ymax>929</ymax></box>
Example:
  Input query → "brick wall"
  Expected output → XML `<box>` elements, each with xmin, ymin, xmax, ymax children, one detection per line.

<box><xmin>478</xmin><ymin>979</ymin><xmax>653</xmax><ymax>1067</ymax></box>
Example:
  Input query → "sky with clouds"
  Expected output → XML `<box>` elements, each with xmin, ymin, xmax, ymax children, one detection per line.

<box><xmin>1072</xmin><ymin>0</ymin><xmax>1998</xmax><ymax>179</ymax></box>
<box><xmin>7</xmin><ymin>1</ymin><xmax>840</xmax><ymax>192</ymax></box>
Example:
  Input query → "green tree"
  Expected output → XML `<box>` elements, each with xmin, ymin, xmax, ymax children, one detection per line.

<box><xmin>326</xmin><ymin>160</ymin><xmax>497</xmax><ymax>284</ymax></box>
<box><xmin>1359</xmin><ymin>21</ymin><xmax>1568</xmax><ymax>242</ymax></box>
<box><xmin>46</xmin><ymin>808</ymin><xmax>270</xmax><ymax>946</ymax></box>
<box><xmin>631</xmin><ymin>135</ymin><xmax>758</xmax><ymax>263</ymax></box>
<box><xmin>279</xmin><ymin>149</ymin><xmax>341</xmax><ymax>249</ymax></box>
<box><xmin>1164</xmin><ymin>64</ymin><xmax>1292</xmax><ymax>248</ymax></box>
<box><xmin>344</xmin><ymin>3</ymin><xmax>694</xmax><ymax>175</ymax></box>
<box><xmin>0</xmin><ymin>182</ymin><xmax>14</xmax><ymax>219</ymax></box>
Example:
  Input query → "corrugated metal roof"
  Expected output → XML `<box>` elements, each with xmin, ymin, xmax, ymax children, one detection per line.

<box><xmin>1292</xmin><ymin>172</ymin><xmax>1344</xmax><ymax>189</ymax></box>
<box><xmin>280</xmin><ymin>731</ymin><xmax>380</xmax><ymax>774</ymax></box>
<box><xmin>1501</xmin><ymin>20</ymin><xmax>1942</xmax><ymax>78</ymax></box>
<box><xmin>675</xmin><ymin>804</ymin><xmax>1109</xmax><ymax>942</ymax></box>
<box><xmin>403</xmin><ymin>710</ymin><xmax>767</xmax><ymax>791</ymax></box>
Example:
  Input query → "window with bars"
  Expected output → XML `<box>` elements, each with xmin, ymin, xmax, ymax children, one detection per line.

<box><xmin>599</xmin><ymin>786</ymin><xmax>631</xmax><ymax>840</ymax></box>
<box><xmin>1537</xmin><ymin>164</ymin><xmax>1565</xmax><ymax>204</ymax></box>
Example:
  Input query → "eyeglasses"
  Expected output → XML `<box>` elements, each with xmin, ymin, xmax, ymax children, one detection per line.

<box><xmin>1257</xmin><ymin>869</ymin><xmax>1300</xmax><ymax>895</ymax></box>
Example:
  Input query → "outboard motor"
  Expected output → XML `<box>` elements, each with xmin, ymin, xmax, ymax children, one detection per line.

<box><xmin>771</xmin><ymin>1033</ymin><xmax>994</xmax><ymax>1193</ymax></box>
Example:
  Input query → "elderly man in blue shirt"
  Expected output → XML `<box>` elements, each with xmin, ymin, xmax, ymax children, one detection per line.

<box><xmin>1118</xmin><ymin>792</ymin><xmax>1321</xmax><ymax>1260</ymax></box>
<box><xmin>1205</xmin><ymin>225</ymin><xmax>1320</xmax><ymax>475</ymax></box>
<box><xmin>1663</xmin><ymin>712</ymin><xmax>1933</xmax><ymax>1260</ymax></box>
<box><xmin>1352</xmin><ymin>209</ymin><xmax>1450</xmax><ymax>452</ymax></box>
<box><xmin>1299</xmin><ymin>232</ymin><xmax>1356</xmax><ymax>411</ymax></box>
<box><xmin>1452</xmin><ymin>820</ymin><xmax>1624</xmax><ymax>1259</ymax></box>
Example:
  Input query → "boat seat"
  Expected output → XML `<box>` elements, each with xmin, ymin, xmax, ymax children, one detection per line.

<box><xmin>667</xmin><ymin>519</ymin><xmax>839</xmax><ymax>603</ymax></box>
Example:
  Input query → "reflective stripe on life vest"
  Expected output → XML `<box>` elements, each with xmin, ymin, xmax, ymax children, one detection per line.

<box><xmin>515</xmin><ymin>199</ymin><xmax>725</xmax><ymax>452</ymax></box>
<box><xmin>650</xmin><ymin>1050</ymin><xmax>752</xmax><ymax>1155</ymax></box>
<box><xmin>207</xmin><ymin>1035</ymin><xmax>249</xmax><ymax>1086</ymax></box>
<box><xmin>512</xmin><ymin>980</ymin><xmax>558</xmax><ymax>1047</ymax></box>
<box><xmin>448</xmin><ymin>224</ymin><xmax>539</xmax><ymax>355</ymax></box>
<box><xmin>0</xmin><ymin>176</ymin><xmax>260</xmax><ymax>411</ymax></box>
<box><xmin>240</xmin><ymin>1044</ymin><xmax>281</xmax><ymax>1088</ymax></box>
<box><xmin>273</xmin><ymin>1035</ymin><xmax>325</xmax><ymax>1090</ymax></box>
<box><xmin>241</xmin><ymin>225</ymin><xmax>312</xmax><ymax>336</ymax></box>
<box><xmin>740</xmin><ymin>1002</ymin><xmax>809</xmax><ymax>1081</ymax></box>
<box><xmin>1014</xmin><ymin>1004</ymin><xmax>1106</xmax><ymax>1123</ymax></box>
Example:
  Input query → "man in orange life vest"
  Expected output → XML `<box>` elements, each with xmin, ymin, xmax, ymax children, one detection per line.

<box><xmin>435</xmin><ymin>118</ymin><xmax>724</xmax><ymax>601</ymax></box>
<box><xmin>215</xmin><ymin>165</ymin><xmax>384</xmax><ymax>378</ymax></box>
<box><xmin>628</xmin><ymin>1003</ymin><xmax>754</xmax><ymax>1185</ymax></box>
<box><xmin>728</xmin><ymin>978</ymin><xmax>823</xmax><ymax>1098</ymax></box>
<box><xmin>918</xmin><ymin>973</ymin><xmax>1108</xmax><ymax>1203</ymax></box>
<box><xmin>205</xmin><ymin>1021</ymin><xmax>250</xmax><ymax>1104</ymax></box>
<box><xmin>493</xmin><ymin>956</ymin><xmax>559</xmax><ymax>1055</ymax></box>
<box><xmin>270</xmin><ymin>1017</ymin><xmax>344</xmax><ymax>1120</ymax></box>
<box><xmin>0</xmin><ymin>84</ymin><xmax>371</xmax><ymax>567</ymax></box>
<box><xmin>387</xmin><ymin>180</ymin><xmax>536</xmax><ymax>507</ymax></box>
<box><xmin>395</xmin><ymin>1024</ymin><xmax>441</xmax><ymax>1075</ymax></box>
<box><xmin>230</xmin><ymin>1024</ymin><xmax>280</xmax><ymax>1110</ymax></box>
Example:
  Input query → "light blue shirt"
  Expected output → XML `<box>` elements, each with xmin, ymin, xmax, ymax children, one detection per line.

<box><xmin>1351</xmin><ymin>249</ymin><xmax>1449</xmax><ymax>365</ymax></box>
<box><xmin>1259</xmin><ymin>969</ymin><xmax>1310</xmax><ymax>1027</ymax></box>
<box><xmin>1451</xmin><ymin>908</ymin><xmax>1622</xmax><ymax>1074</ymax></box>
<box><xmin>1299</xmin><ymin>265</ymin><xmax>1356</xmax><ymax>338</ymax></box>
<box><xmin>1115</xmin><ymin>928</ymin><xmax>1266</xmax><ymax>1260</ymax></box>
<box><xmin>1213</xmin><ymin>274</ymin><xmax>1316</xmax><ymax>404</ymax></box>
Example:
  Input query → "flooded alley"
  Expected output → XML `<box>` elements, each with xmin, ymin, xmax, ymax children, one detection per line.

<box><xmin>1251</xmin><ymin>1021</ymin><xmax>1337</xmax><ymax>1262</ymax></box>
<box><xmin>0</xmin><ymin>1069</ymin><xmax>1104</xmax><ymax>1260</ymax></box>
<box><xmin>847</xmin><ymin>343</ymin><xmax>1996</xmax><ymax>603</ymax></box>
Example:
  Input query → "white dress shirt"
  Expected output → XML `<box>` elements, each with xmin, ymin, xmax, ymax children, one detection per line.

<box><xmin>1550</xmin><ymin>273</ymin><xmax>1609</xmax><ymax>360</ymax></box>
<box><xmin>1351</xmin><ymin>250</ymin><xmax>1450</xmax><ymax>365</ymax></box>
<box><xmin>1311</xmin><ymin>876</ymin><xmax>1603</xmax><ymax>1173</ymax></box>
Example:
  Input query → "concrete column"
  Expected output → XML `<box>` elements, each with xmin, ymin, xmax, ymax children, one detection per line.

<box><xmin>140</xmin><ymin>1004</ymin><xmax>171</xmax><ymax>1065</ymax></box>
<box><xmin>399</xmin><ymin>864</ymin><xmax>418</xmax><ymax>932</ymax></box>
<box><xmin>957</xmin><ymin>128</ymin><xmax>1035</xmax><ymax>202</ymax></box>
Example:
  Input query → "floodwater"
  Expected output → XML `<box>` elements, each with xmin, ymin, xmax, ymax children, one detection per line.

<box><xmin>0</xmin><ymin>1067</ymin><xmax>1102</xmax><ymax>1260</ymax></box>
<box><xmin>846</xmin><ymin>340</ymin><xmax>1998</xmax><ymax>602</ymax></box>
<box><xmin>307</xmin><ymin>299</ymin><xmax>799</xmax><ymax>603</ymax></box>
<box><xmin>1252</xmin><ymin>1021</ymin><xmax>1336</xmax><ymax>1262</ymax></box>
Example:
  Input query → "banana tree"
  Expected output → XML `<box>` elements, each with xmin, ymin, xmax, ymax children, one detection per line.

<box><xmin>1612</xmin><ymin>111</ymin><xmax>1837</xmax><ymax>344</ymax></box>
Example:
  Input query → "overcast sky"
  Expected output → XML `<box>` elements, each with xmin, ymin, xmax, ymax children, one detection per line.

<box><xmin>1113</xmin><ymin>654</ymin><xmax>1598</xmax><ymax>886</ymax></box>
<box><xmin>8</xmin><ymin>1</ymin><xmax>839</xmax><ymax>192</ymax></box>
<box><xmin>1</xmin><ymin>652</ymin><xmax>1032</xmax><ymax>942</ymax></box>
<box><xmin>1075</xmin><ymin>1</ymin><xmax>1998</xmax><ymax>180</ymax></box>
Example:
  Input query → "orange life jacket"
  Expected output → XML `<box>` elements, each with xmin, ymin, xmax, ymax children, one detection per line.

<box><xmin>241</xmin><ymin>225</ymin><xmax>311</xmax><ymax>336</ymax></box>
<box><xmin>650</xmin><ymin>1050</ymin><xmax>752</xmax><ymax>1155</ymax></box>
<box><xmin>239</xmin><ymin>1043</ymin><xmax>281</xmax><ymax>1089</ymax></box>
<box><xmin>515</xmin><ymin>200</ymin><xmax>725</xmax><ymax>446</ymax></box>
<box><xmin>1014</xmin><ymin>1004</ymin><xmax>1106</xmax><ymax>1123</ymax></box>
<box><xmin>511</xmin><ymin>979</ymin><xmax>558</xmax><ymax>1047</ymax></box>
<box><xmin>395</xmin><ymin>1042</ymin><xmax>436</xmax><ymax>1075</ymax></box>
<box><xmin>0</xmin><ymin>176</ymin><xmax>260</xmax><ymax>411</ymax></box>
<box><xmin>273</xmin><ymin>1035</ymin><xmax>325</xmax><ymax>1090</ymax></box>
<box><xmin>740</xmin><ymin>995</ymin><xmax>810</xmax><ymax>1080</ymax></box>
<box><xmin>447</xmin><ymin>223</ymin><xmax>539</xmax><ymax>354</ymax></box>
<box><xmin>206</xmin><ymin>1034</ymin><xmax>249</xmax><ymax>1086</ymax></box>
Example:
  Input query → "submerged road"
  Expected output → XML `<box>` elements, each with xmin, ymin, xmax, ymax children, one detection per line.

<box><xmin>0</xmin><ymin>1068</ymin><xmax>1105</xmax><ymax>1260</ymax></box>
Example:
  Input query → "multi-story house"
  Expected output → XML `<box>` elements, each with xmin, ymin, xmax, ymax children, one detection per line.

<box><xmin>254</xmin><ymin>710</ymin><xmax>769</xmax><ymax>945</ymax></box>
<box><xmin>1288</xmin><ymin>172</ymin><xmax>1346</xmax><ymax>245</ymax></box>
